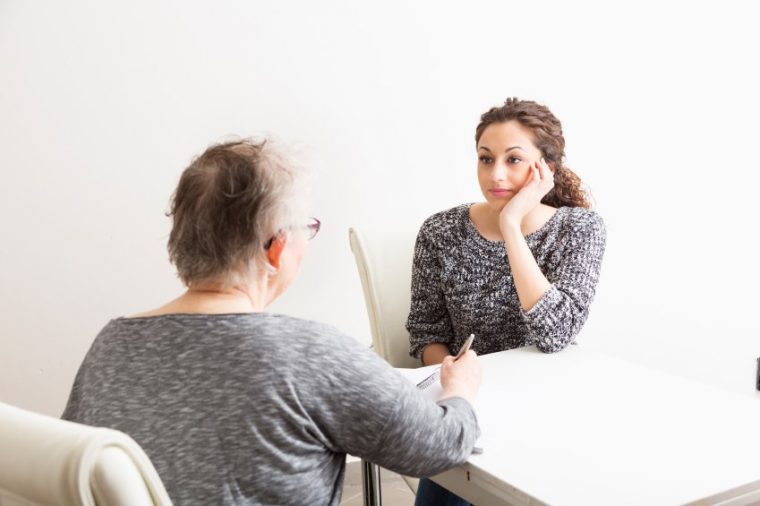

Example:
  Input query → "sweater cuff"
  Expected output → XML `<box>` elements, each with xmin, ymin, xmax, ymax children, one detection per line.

<box><xmin>521</xmin><ymin>284</ymin><xmax>562</xmax><ymax>326</ymax></box>
<box><xmin>437</xmin><ymin>396</ymin><xmax>476</xmax><ymax>415</ymax></box>
<box><xmin>436</xmin><ymin>397</ymin><xmax>480</xmax><ymax>436</ymax></box>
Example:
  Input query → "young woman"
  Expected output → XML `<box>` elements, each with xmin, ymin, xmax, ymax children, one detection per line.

<box><xmin>408</xmin><ymin>97</ymin><xmax>606</xmax><ymax>363</ymax></box>
<box><xmin>408</xmin><ymin>98</ymin><xmax>607</xmax><ymax>505</ymax></box>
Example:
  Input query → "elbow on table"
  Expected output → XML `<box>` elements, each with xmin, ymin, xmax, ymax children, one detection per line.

<box><xmin>400</xmin><ymin>444</ymin><xmax>473</xmax><ymax>478</ymax></box>
<box><xmin>396</xmin><ymin>416</ymin><xmax>479</xmax><ymax>477</ymax></box>
<box><xmin>532</xmin><ymin>308</ymin><xmax>587</xmax><ymax>353</ymax></box>
<box><xmin>535</xmin><ymin>334</ymin><xmax>575</xmax><ymax>353</ymax></box>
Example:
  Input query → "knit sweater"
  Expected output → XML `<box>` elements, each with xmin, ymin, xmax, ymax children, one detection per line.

<box><xmin>407</xmin><ymin>204</ymin><xmax>606</xmax><ymax>358</ymax></box>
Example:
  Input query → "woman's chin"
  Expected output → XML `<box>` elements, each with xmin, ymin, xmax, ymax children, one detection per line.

<box><xmin>484</xmin><ymin>198</ymin><xmax>509</xmax><ymax>213</ymax></box>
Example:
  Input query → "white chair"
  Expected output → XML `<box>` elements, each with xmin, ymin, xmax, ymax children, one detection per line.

<box><xmin>348</xmin><ymin>224</ymin><xmax>422</xmax><ymax>499</ymax></box>
<box><xmin>0</xmin><ymin>402</ymin><xmax>172</xmax><ymax>506</ymax></box>
<box><xmin>348</xmin><ymin>225</ymin><xmax>420</xmax><ymax>369</ymax></box>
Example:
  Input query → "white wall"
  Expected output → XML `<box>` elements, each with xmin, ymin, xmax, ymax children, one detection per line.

<box><xmin>2</xmin><ymin>1</ymin><xmax>759</xmax><ymax>417</ymax></box>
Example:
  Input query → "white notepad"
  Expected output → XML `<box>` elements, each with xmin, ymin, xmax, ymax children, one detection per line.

<box><xmin>397</xmin><ymin>364</ymin><xmax>443</xmax><ymax>399</ymax></box>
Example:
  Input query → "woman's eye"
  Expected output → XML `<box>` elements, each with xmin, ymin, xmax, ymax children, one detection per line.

<box><xmin>478</xmin><ymin>156</ymin><xmax>493</xmax><ymax>164</ymax></box>
<box><xmin>507</xmin><ymin>157</ymin><xmax>522</xmax><ymax>164</ymax></box>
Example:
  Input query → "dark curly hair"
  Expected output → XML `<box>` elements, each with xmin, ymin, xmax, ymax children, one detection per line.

<box><xmin>475</xmin><ymin>98</ymin><xmax>591</xmax><ymax>209</ymax></box>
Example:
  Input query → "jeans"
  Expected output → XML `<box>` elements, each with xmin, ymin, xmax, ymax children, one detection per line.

<box><xmin>414</xmin><ymin>478</ymin><xmax>471</xmax><ymax>506</ymax></box>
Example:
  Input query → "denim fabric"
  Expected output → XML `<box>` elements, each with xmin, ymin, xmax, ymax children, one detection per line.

<box><xmin>414</xmin><ymin>478</ymin><xmax>471</xmax><ymax>506</ymax></box>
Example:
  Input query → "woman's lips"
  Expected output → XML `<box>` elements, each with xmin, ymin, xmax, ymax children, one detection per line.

<box><xmin>489</xmin><ymin>188</ymin><xmax>513</xmax><ymax>197</ymax></box>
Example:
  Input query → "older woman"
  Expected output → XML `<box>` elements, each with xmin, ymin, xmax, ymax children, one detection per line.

<box><xmin>63</xmin><ymin>139</ymin><xmax>481</xmax><ymax>505</ymax></box>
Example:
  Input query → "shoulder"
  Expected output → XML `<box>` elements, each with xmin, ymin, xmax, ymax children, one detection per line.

<box><xmin>263</xmin><ymin>315</ymin><xmax>395</xmax><ymax>386</ymax></box>
<box><xmin>418</xmin><ymin>204</ymin><xmax>471</xmax><ymax>242</ymax></box>
<box><xmin>254</xmin><ymin>313</ymin><xmax>349</xmax><ymax>340</ymax></box>
<box><xmin>420</xmin><ymin>204</ymin><xmax>470</xmax><ymax>232</ymax></box>
<box><xmin>83</xmin><ymin>319</ymin><xmax>131</xmax><ymax>355</ymax></box>
<box><xmin>553</xmin><ymin>207</ymin><xmax>607</xmax><ymax>253</ymax></box>
<box><xmin>259</xmin><ymin>313</ymin><xmax>369</xmax><ymax>354</ymax></box>
<box><xmin>560</xmin><ymin>207</ymin><xmax>606</xmax><ymax>236</ymax></box>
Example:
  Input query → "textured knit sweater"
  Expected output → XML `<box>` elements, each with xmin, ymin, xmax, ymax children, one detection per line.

<box><xmin>407</xmin><ymin>204</ymin><xmax>606</xmax><ymax>358</ymax></box>
<box><xmin>62</xmin><ymin>313</ymin><xmax>479</xmax><ymax>505</ymax></box>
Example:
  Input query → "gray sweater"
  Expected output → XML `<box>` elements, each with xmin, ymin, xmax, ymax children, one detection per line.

<box><xmin>62</xmin><ymin>313</ymin><xmax>479</xmax><ymax>505</ymax></box>
<box><xmin>407</xmin><ymin>204</ymin><xmax>606</xmax><ymax>358</ymax></box>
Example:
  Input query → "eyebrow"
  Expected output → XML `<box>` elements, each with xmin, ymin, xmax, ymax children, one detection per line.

<box><xmin>478</xmin><ymin>145</ymin><xmax>526</xmax><ymax>153</ymax></box>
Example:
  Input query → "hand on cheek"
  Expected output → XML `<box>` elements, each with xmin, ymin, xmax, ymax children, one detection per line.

<box><xmin>499</xmin><ymin>158</ymin><xmax>554</xmax><ymax>232</ymax></box>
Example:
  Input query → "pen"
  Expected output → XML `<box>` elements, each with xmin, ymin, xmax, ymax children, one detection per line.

<box><xmin>416</xmin><ymin>334</ymin><xmax>475</xmax><ymax>390</ymax></box>
<box><xmin>454</xmin><ymin>334</ymin><xmax>475</xmax><ymax>361</ymax></box>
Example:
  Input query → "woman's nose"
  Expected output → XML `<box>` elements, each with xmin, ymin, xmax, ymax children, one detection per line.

<box><xmin>491</xmin><ymin>161</ymin><xmax>508</xmax><ymax>181</ymax></box>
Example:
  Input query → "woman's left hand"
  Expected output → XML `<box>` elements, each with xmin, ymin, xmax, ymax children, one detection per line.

<box><xmin>499</xmin><ymin>158</ymin><xmax>554</xmax><ymax>232</ymax></box>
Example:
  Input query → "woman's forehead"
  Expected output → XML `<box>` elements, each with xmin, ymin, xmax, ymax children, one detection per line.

<box><xmin>478</xmin><ymin>121</ymin><xmax>537</xmax><ymax>151</ymax></box>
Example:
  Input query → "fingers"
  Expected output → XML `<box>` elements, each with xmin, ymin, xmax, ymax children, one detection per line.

<box><xmin>524</xmin><ymin>162</ymin><xmax>540</xmax><ymax>187</ymax></box>
<box><xmin>458</xmin><ymin>350</ymin><xmax>483</xmax><ymax>386</ymax></box>
<box><xmin>536</xmin><ymin>158</ymin><xmax>554</xmax><ymax>189</ymax></box>
<box><xmin>536</xmin><ymin>159</ymin><xmax>545</xmax><ymax>177</ymax></box>
<box><xmin>462</xmin><ymin>349</ymin><xmax>478</xmax><ymax>361</ymax></box>
<box><xmin>445</xmin><ymin>350</ymin><xmax>477</xmax><ymax>368</ymax></box>
<box><xmin>453</xmin><ymin>350</ymin><xmax>479</xmax><ymax>369</ymax></box>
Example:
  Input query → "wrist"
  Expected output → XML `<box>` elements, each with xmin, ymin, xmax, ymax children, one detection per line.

<box><xmin>440</xmin><ymin>385</ymin><xmax>475</xmax><ymax>403</ymax></box>
<box><xmin>499</xmin><ymin>218</ymin><xmax>521</xmax><ymax>237</ymax></box>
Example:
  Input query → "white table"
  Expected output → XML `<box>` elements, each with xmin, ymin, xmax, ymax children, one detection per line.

<box><xmin>429</xmin><ymin>346</ymin><xmax>760</xmax><ymax>505</ymax></box>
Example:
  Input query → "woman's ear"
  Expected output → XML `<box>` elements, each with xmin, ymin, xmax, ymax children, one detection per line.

<box><xmin>266</xmin><ymin>235</ymin><xmax>288</xmax><ymax>271</ymax></box>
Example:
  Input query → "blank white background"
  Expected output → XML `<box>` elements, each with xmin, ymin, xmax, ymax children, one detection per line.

<box><xmin>1</xmin><ymin>0</ymin><xmax>758</xmax><ymax>416</ymax></box>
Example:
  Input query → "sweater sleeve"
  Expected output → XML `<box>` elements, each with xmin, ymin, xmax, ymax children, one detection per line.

<box><xmin>307</xmin><ymin>338</ymin><xmax>481</xmax><ymax>477</ymax></box>
<box><xmin>406</xmin><ymin>224</ymin><xmax>455</xmax><ymax>359</ymax></box>
<box><xmin>521</xmin><ymin>212</ymin><xmax>607</xmax><ymax>353</ymax></box>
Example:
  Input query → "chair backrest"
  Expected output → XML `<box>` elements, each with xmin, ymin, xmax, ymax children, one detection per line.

<box><xmin>349</xmin><ymin>224</ymin><xmax>420</xmax><ymax>369</ymax></box>
<box><xmin>0</xmin><ymin>402</ymin><xmax>172</xmax><ymax>506</ymax></box>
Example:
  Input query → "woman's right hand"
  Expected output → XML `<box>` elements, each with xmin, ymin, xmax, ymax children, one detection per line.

<box><xmin>439</xmin><ymin>350</ymin><xmax>482</xmax><ymax>403</ymax></box>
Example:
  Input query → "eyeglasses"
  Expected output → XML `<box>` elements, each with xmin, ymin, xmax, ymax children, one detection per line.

<box><xmin>264</xmin><ymin>217</ymin><xmax>321</xmax><ymax>249</ymax></box>
<box><xmin>304</xmin><ymin>216</ymin><xmax>321</xmax><ymax>240</ymax></box>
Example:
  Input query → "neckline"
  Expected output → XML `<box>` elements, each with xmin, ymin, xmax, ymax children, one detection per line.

<box><xmin>464</xmin><ymin>203</ymin><xmax>563</xmax><ymax>246</ymax></box>
<box><xmin>118</xmin><ymin>312</ymin><xmax>267</xmax><ymax>322</ymax></box>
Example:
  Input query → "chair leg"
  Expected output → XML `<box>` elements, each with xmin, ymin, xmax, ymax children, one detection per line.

<box><xmin>361</xmin><ymin>459</ymin><xmax>382</xmax><ymax>506</ymax></box>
